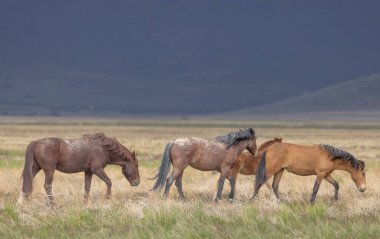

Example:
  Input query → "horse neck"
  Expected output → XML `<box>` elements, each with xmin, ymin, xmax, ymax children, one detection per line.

<box><xmin>109</xmin><ymin>157</ymin><xmax>125</xmax><ymax>166</ymax></box>
<box><xmin>231</xmin><ymin>140</ymin><xmax>249</xmax><ymax>154</ymax></box>
<box><xmin>333</xmin><ymin>159</ymin><xmax>355</xmax><ymax>173</ymax></box>
<box><xmin>258</xmin><ymin>140</ymin><xmax>276</xmax><ymax>151</ymax></box>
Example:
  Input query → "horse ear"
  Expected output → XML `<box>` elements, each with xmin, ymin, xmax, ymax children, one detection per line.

<box><xmin>249</xmin><ymin>128</ymin><xmax>255</xmax><ymax>136</ymax></box>
<box><xmin>132</xmin><ymin>150</ymin><xmax>137</xmax><ymax>157</ymax></box>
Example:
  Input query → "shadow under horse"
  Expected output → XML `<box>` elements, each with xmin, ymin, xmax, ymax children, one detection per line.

<box><xmin>18</xmin><ymin>133</ymin><xmax>140</xmax><ymax>205</ymax></box>
<box><xmin>255</xmin><ymin>143</ymin><xmax>366</xmax><ymax>203</ymax></box>
<box><xmin>152</xmin><ymin>128</ymin><xmax>257</xmax><ymax>201</ymax></box>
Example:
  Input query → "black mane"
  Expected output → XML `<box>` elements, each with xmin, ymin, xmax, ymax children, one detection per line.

<box><xmin>215</xmin><ymin>128</ymin><xmax>255</xmax><ymax>149</ymax></box>
<box><xmin>319</xmin><ymin>144</ymin><xmax>365</xmax><ymax>169</ymax></box>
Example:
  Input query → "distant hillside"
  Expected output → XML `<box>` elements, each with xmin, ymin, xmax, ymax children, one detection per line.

<box><xmin>232</xmin><ymin>74</ymin><xmax>380</xmax><ymax>114</ymax></box>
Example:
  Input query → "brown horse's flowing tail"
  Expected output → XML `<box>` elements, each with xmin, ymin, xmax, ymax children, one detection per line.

<box><xmin>152</xmin><ymin>142</ymin><xmax>174</xmax><ymax>191</ymax></box>
<box><xmin>21</xmin><ymin>141</ymin><xmax>37</xmax><ymax>197</ymax></box>
<box><xmin>255</xmin><ymin>151</ymin><xmax>267</xmax><ymax>189</ymax></box>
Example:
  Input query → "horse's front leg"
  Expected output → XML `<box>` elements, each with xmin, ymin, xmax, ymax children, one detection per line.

<box><xmin>215</xmin><ymin>167</ymin><xmax>230</xmax><ymax>202</ymax></box>
<box><xmin>84</xmin><ymin>172</ymin><xmax>93</xmax><ymax>201</ymax></box>
<box><xmin>228</xmin><ymin>164</ymin><xmax>240</xmax><ymax>200</ymax></box>
<box><xmin>310</xmin><ymin>173</ymin><xmax>326</xmax><ymax>204</ymax></box>
<box><xmin>94</xmin><ymin>168</ymin><xmax>112</xmax><ymax>199</ymax></box>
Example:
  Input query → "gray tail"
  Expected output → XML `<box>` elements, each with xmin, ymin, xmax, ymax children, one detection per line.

<box><xmin>21</xmin><ymin>141</ymin><xmax>37</xmax><ymax>197</ymax></box>
<box><xmin>152</xmin><ymin>142</ymin><xmax>174</xmax><ymax>191</ymax></box>
<box><xmin>255</xmin><ymin>151</ymin><xmax>267</xmax><ymax>189</ymax></box>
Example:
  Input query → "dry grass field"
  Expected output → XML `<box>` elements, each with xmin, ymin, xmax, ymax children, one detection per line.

<box><xmin>0</xmin><ymin>117</ymin><xmax>379</xmax><ymax>238</ymax></box>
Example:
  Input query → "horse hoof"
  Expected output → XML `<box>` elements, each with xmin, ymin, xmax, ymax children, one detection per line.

<box><xmin>179</xmin><ymin>197</ymin><xmax>187</xmax><ymax>202</ymax></box>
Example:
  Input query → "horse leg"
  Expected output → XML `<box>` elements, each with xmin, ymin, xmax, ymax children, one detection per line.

<box><xmin>265</xmin><ymin>182</ymin><xmax>273</xmax><ymax>195</ymax></box>
<box><xmin>252</xmin><ymin>173</ymin><xmax>274</xmax><ymax>199</ymax></box>
<box><xmin>228</xmin><ymin>165</ymin><xmax>240</xmax><ymax>200</ymax></box>
<box><xmin>43</xmin><ymin>170</ymin><xmax>55</xmax><ymax>205</ymax></box>
<box><xmin>228</xmin><ymin>176</ymin><xmax>237</xmax><ymax>200</ymax></box>
<box><xmin>175</xmin><ymin>171</ymin><xmax>186</xmax><ymax>201</ymax></box>
<box><xmin>94</xmin><ymin>168</ymin><xmax>112</xmax><ymax>199</ymax></box>
<box><xmin>84</xmin><ymin>172</ymin><xmax>93</xmax><ymax>201</ymax></box>
<box><xmin>215</xmin><ymin>167</ymin><xmax>229</xmax><ymax>202</ymax></box>
<box><xmin>272</xmin><ymin>169</ymin><xmax>284</xmax><ymax>200</ymax></box>
<box><xmin>163</xmin><ymin>167</ymin><xmax>183</xmax><ymax>199</ymax></box>
<box><xmin>310</xmin><ymin>173</ymin><xmax>326</xmax><ymax>204</ymax></box>
<box><xmin>324</xmin><ymin>174</ymin><xmax>339</xmax><ymax>200</ymax></box>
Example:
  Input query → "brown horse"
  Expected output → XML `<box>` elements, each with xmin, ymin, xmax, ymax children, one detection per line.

<box><xmin>152</xmin><ymin>128</ymin><xmax>257</xmax><ymax>201</ymax></box>
<box><xmin>18</xmin><ymin>133</ymin><xmax>140</xmax><ymax>204</ymax></box>
<box><xmin>254</xmin><ymin>143</ymin><xmax>366</xmax><ymax>203</ymax></box>
<box><xmin>227</xmin><ymin>137</ymin><xmax>282</xmax><ymax>200</ymax></box>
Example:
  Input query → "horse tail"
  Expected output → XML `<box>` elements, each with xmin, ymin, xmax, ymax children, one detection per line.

<box><xmin>255</xmin><ymin>151</ymin><xmax>267</xmax><ymax>188</ymax></box>
<box><xmin>152</xmin><ymin>142</ymin><xmax>174</xmax><ymax>191</ymax></box>
<box><xmin>21</xmin><ymin>141</ymin><xmax>37</xmax><ymax>197</ymax></box>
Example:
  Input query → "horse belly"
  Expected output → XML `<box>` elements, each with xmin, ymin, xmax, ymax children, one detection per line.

<box><xmin>56</xmin><ymin>161</ymin><xmax>87</xmax><ymax>173</ymax></box>
<box><xmin>189</xmin><ymin>160</ymin><xmax>220</xmax><ymax>171</ymax></box>
<box><xmin>56</xmin><ymin>154</ymin><xmax>91</xmax><ymax>173</ymax></box>
<box><xmin>285</xmin><ymin>165</ymin><xmax>315</xmax><ymax>176</ymax></box>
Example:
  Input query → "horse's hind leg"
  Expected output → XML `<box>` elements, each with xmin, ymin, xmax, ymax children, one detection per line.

<box><xmin>175</xmin><ymin>172</ymin><xmax>186</xmax><ymax>200</ymax></box>
<box><xmin>272</xmin><ymin>169</ymin><xmax>284</xmax><ymax>200</ymax></box>
<box><xmin>253</xmin><ymin>173</ymin><xmax>273</xmax><ymax>199</ymax></box>
<box><xmin>324</xmin><ymin>174</ymin><xmax>339</xmax><ymax>200</ymax></box>
<box><xmin>164</xmin><ymin>167</ymin><xmax>183</xmax><ymax>199</ymax></box>
<box><xmin>43</xmin><ymin>170</ymin><xmax>55</xmax><ymax>204</ymax></box>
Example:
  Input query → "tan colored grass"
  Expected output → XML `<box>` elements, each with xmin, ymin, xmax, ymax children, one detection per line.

<box><xmin>0</xmin><ymin>118</ymin><xmax>379</xmax><ymax>230</ymax></box>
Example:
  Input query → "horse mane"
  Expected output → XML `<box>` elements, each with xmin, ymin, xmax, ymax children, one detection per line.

<box><xmin>83</xmin><ymin>133</ymin><xmax>131</xmax><ymax>161</ymax></box>
<box><xmin>258</xmin><ymin>137</ymin><xmax>282</xmax><ymax>152</ymax></box>
<box><xmin>319</xmin><ymin>144</ymin><xmax>365</xmax><ymax>170</ymax></box>
<box><xmin>214</xmin><ymin>128</ymin><xmax>255</xmax><ymax>149</ymax></box>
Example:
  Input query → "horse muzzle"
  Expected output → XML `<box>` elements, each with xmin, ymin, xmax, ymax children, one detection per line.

<box><xmin>358</xmin><ymin>184</ymin><xmax>366</xmax><ymax>192</ymax></box>
<box><xmin>130</xmin><ymin>179</ymin><xmax>140</xmax><ymax>187</ymax></box>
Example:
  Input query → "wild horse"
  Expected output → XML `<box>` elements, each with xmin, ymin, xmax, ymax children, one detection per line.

<box><xmin>153</xmin><ymin>128</ymin><xmax>257</xmax><ymax>201</ymax></box>
<box><xmin>18</xmin><ymin>133</ymin><xmax>140</xmax><ymax>204</ymax></box>
<box><xmin>226</xmin><ymin>137</ymin><xmax>282</xmax><ymax>200</ymax></box>
<box><xmin>255</xmin><ymin>143</ymin><xmax>366</xmax><ymax>203</ymax></box>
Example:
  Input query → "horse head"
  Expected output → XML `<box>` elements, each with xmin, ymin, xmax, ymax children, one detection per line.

<box><xmin>121</xmin><ymin>150</ymin><xmax>140</xmax><ymax>187</ymax></box>
<box><xmin>351</xmin><ymin>160</ymin><xmax>366</xmax><ymax>192</ymax></box>
<box><xmin>245</xmin><ymin>128</ymin><xmax>257</xmax><ymax>155</ymax></box>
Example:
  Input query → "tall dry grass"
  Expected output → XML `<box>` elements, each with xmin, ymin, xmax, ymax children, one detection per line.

<box><xmin>0</xmin><ymin>117</ymin><xmax>379</xmax><ymax>238</ymax></box>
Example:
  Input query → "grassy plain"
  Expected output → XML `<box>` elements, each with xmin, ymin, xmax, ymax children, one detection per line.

<box><xmin>0</xmin><ymin>117</ymin><xmax>379</xmax><ymax>238</ymax></box>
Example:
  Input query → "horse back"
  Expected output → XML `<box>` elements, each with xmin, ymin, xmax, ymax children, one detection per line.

<box><xmin>33</xmin><ymin>137</ymin><xmax>106</xmax><ymax>173</ymax></box>
<box><xmin>265</xmin><ymin>143</ymin><xmax>332</xmax><ymax>175</ymax></box>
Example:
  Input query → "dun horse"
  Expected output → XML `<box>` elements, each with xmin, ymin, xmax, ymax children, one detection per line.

<box><xmin>153</xmin><ymin>128</ymin><xmax>257</xmax><ymax>201</ymax></box>
<box><xmin>227</xmin><ymin>137</ymin><xmax>282</xmax><ymax>200</ymax></box>
<box><xmin>255</xmin><ymin>143</ymin><xmax>366</xmax><ymax>203</ymax></box>
<box><xmin>18</xmin><ymin>133</ymin><xmax>140</xmax><ymax>204</ymax></box>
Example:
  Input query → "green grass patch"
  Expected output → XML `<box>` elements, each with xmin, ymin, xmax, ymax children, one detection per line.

<box><xmin>0</xmin><ymin>159</ymin><xmax>24</xmax><ymax>168</ymax></box>
<box><xmin>0</xmin><ymin>149</ymin><xmax>24</xmax><ymax>158</ymax></box>
<box><xmin>0</xmin><ymin>203</ymin><xmax>379</xmax><ymax>238</ymax></box>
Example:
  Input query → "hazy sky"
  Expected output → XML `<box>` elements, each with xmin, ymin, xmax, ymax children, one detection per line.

<box><xmin>0</xmin><ymin>1</ymin><xmax>379</xmax><ymax>114</ymax></box>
